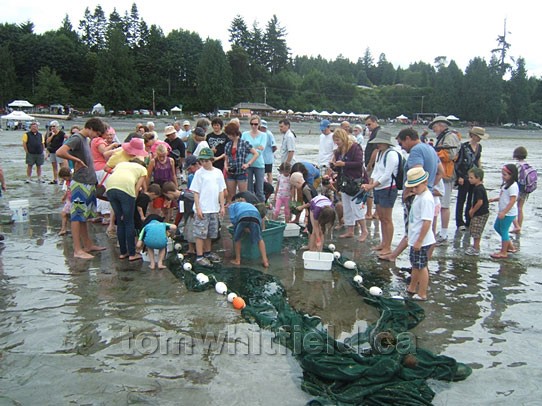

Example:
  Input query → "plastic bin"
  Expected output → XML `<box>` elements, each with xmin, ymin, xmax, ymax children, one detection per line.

<box><xmin>283</xmin><ymin>223</ymin><xmax>300</xmax><ymax>238</ymax></box>
<box><xmin>9</xmin><ymin>199</ymin><xmax>29</xmax><ymax>222</ymax></box>
<box><xmin>228</xmin><ymin>220</ymin><xmax>286</xmax><ymax>259</ymax></box>
<box><xmin>302</xmin><ymin>251</ymin><xmax>334</xmax><ymax>271</ymax></box>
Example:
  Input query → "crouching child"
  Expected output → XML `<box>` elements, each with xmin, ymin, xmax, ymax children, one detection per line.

<box><xmin>136</xmin><ymin>214</ymin><xmax>177</xmax><ymax>270</ymax></box>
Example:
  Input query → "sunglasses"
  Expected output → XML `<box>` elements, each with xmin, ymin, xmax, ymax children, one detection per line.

<box><xmin>250</xmin><ymin>122</ymin><xmax>259</xmax><ymax>126</ymax></box>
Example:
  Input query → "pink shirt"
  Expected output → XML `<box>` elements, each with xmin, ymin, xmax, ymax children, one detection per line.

<box><xmin>91</xmin><ymin>137</ymin><xmax>108</xmax><ymax>171</ymax></box>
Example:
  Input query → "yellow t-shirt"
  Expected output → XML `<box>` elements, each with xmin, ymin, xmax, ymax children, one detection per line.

<box><xmin>105</xmin><ymin>162</ymin><xmax>147</xmax><ymax>197</ymax></box>
<box><xmin>106</xmin><ymin>149</ymin><xmax>134</xmax><ymax>169</ymax></box>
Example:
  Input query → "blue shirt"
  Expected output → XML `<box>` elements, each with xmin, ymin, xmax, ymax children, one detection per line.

<box><xmin>241</xmin><ymin>131</ymin><xmax>267</xmax><ymax>169</ymax></box>
<box><xmin>407</xmin><ymin>142</ymin><xmax>439</xmax><ymax>192</ymax></box>
<box><xmin>228</xmin><ymin>201</ymin><xmax>261</xmax><ymax>225</ymax></box>
<box><xmin>301</xmin><ymin>161</ymin><xmax>321</xmax><ymax>186</ymax></box>
<box><xmin>262</xmin><ymin>130</ymin><xmax>276</xmax><ymax>165</ymax></box>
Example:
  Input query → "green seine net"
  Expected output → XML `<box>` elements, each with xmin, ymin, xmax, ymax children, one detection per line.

<box><xmin>167</xmin><ymin>245</ymin><xmax>471</xmax><ymax>405</ymax></box>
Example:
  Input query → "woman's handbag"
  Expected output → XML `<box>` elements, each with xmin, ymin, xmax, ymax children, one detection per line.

<box><xmin>338</xmin><ymin>174</ymin><xmax>362</xmax><ymax>196</ymax></box>
<box><xmin>96</xmin><ymin>171</ymin><xmax>110</xmax><ymax>201</ymax></box>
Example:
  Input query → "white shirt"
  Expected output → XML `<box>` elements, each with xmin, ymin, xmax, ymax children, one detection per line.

<box><xmin>372</xmin><ymin>148</ymin><xmax>399</xmax><ymax>190</ymax></box>
<box><xmin>193</xmin><ymin>141</ymin><xmax>210</xmax><ymax>157</ymax></box>
<box><xmin>498</xmin><ymin>182</ymin><xmax>519</xmax><ymax>216</ymax></box>
<box><xmin>318</xmin><ymin>132</ymin><xmax>335</xmax><ymax>167</ymax></box>
<box><xmin>280</xmin><ymin>129</ymin><xmax>296</xmax><ymax>164</ymax></box>
<box><xmin>408</xmin><ymin>189</ymin><xmax>436</xmax><ymax>247</ymax></box>
<box><xmin>190</xmin><ymin>166</ymin><xmax>226</xmax><ymax>213</ymax></box>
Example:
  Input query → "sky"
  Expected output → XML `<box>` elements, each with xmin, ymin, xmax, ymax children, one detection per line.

<box><xmin>2</xmin><ymin>0</ymin><xmax>541</xmax><ymax>78</ymax></box>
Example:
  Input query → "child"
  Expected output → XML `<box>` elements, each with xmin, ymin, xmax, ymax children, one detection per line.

<box><xmin>228</xmin><ymin>200</ymin><xmax>269</xmax><ymax>267</ymax></box>
<box><xmin>162</xmin><ymin>182</ymin><xmax>197</xmax><ymax>255</ymax></box>
<box><xmin>134</xmin><ymin>183</ymin><xmax>162</xmax><ymax>236</ymax></box>
<box><xmin>147</xmin><ymin>144</ymin><xmax>177</xmax><ymax>220</ymax></box>
<box><xmin>58</xmin><ymin>167</ymin><xmax>72</xmax><ymax>236</ymax></box>
<box><xmin>189</xmin><ymin>148</ymin><xmax>226</xmax><ymax>267</ymax></box>
<box><xmin>465</xmin><ymin>167</ymin><xmax>489</xmax><ymax>256</ymax></box>
<box><xmin>489</xmin><ymin>164</ymin><xmax>519</xmax><ymax>259</ymax></box>
<box><xmin>308</xmin><ymin>195</ymin><xmax>336</xmax><ymax>251</ymax></box>
<box><xmin>136</xmin><ymin>215</ymin><xmax>177</xmax><ymax>269</ymax></box>
<box><xmin>290</xmin><ymin>171</ymin><xmax>317</xmax><ymax>229</ymax></box>
<box><xmin>405</xmin><ymin>167</ymin><xmax>435</xmax><ymax>301</ymax></box>
<box><xmin>273</xmin><ymin>162</ymin><xmax>292</xmax><ymax>222</ymax></box>
<box><xmin>511</xmin><ymin>146</ymin><xmax>531</xmax><ymax>234</ymax></box>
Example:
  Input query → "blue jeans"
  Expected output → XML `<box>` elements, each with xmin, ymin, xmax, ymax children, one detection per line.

<box><xmin>107</xmin><ymin>189</ymin><xmax>136</xmax><ymax>256</ymax></box>
<box><xmin>247</xmin><ymin>166</ymin><xmax>265</xmax><ymax>202</ymax></box>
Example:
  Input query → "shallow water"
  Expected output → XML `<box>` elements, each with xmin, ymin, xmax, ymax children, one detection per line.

<box><xmin>1</xmin><ymin>120</ymin><xmax>541</xmax><ymax>404</ymax></box>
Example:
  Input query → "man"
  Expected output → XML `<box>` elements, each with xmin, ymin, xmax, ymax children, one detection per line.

<box><xmin>179</xmin><ymin>120</ymin><xmax>192</xmax><ymax>146</ymax></box>
<box><xmin>364</xmin><ymin>115</ymin><xmax>381</xmax><ymax>219</ymax></box>
<box><xmin>353</xmin><ymin>124</ymin><xmax>365</xmax><ymax>148</ymax></box>
<box><xmin>429</xmin><ymin>116</ymin><xmax>461</xmax><ymax>245</ymax></box>
<box><xmin>147</xmin><ymin>121</ymin><xmax>158</xmax><ymax>140</ymax></box>
<box><xmin>45</xmin><ymin>120</ymin><xmax>67</xmax><ymax>184</ymax></box>
<box><xmin>56</xmin><ymin>118</ymin><xmax>107</xmax><ymax>259</ymax></box>
<box><xmin>260</xmin><ymin>119</ymin><xmax>276</xmax><ymax>184</ymax></box>
<box><xmin>318</xmin><ymin>119</ymin><xmax>335</xmax><ymax>172</ymax></box>
<box><xmin>278</xmin><ymin>118</ymin><xmax>296</xmax><ymax>165</ymax></box>
<box><xmin>341</xmin><ymin>121</ymin><xmax>351</xmax><ymax>133</ymax></box>
<box><xmin>379</xmin><ymin>128</ymin><xmax>442</xmax><ymax>261</ymax></box>
<box><xmin>22</xmin><ymin>121</ymin><xmax>45</xmax><ymax>183</ymax></box>
<box><xmin>164</xmin><ymin>124</ymin><xmax>186</xmax><ymax>173</ymax></box>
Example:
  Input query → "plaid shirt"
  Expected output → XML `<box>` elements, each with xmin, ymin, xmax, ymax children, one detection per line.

<box><xmin>225</xmin><ymin>139</ymin><xmax>254</xmax><ymax>173</ymax></box>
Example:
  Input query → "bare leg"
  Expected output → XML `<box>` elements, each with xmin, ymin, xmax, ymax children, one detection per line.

<box><xmin>339</xmin><ymin>225</ymin><xmax>355</xmax><ymax>238</ymax></box>
<box><xmin>72</xmin><ymin>221</ymin><xmax>94</xmax><ymax>259</ymax></box>
<box><xmin>410</xmin><ymin>267</ymin><xmax>429</xmax><ymax>299</ymax></box>
<box><xmin>195</xmin><ymin>238</ymin><xmax>204</xmax><ymax>256</ymax></box>
<box><xmin>379</xmin><ymin>235</ymin><xmax>408</xmax><ymax>261</ymax></box>
<box><xmin>51</xmin><ymin>162</ymin><xmax>58</xmax><ymax>182</ymax></box>
<box><xmin>259</xmin><ymin>239</ymin><xmax>269</xmax><ymax>267</ymax></box>
<box><xmin>157</xmin><ymin>248</ymin><xmax>166</xmax><ymax>269</ymax></box>
<box><xmin>148</xmin><ymin>249</ymin><xmax>156</xmax><ymax>269</ymax></box>
<box><xmin>231</xmin><ymin>240</ymin><xmax>241</xmax><ymax>265</ymax></box>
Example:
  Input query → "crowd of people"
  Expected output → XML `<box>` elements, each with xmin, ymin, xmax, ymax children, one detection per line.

<box><xmin>15</xmin><ymin>115</ymin><xmax>537</xmax><ymax>299</ymax></box>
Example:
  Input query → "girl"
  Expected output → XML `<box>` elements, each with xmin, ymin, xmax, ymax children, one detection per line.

<box><xmin>147</xmin><ymin>144</ymin><xmax>177</xmax><ymax>220</ymax></box>
<box><xmin>489</xmin><ymin>164</ymin><xmax>519</xmax><ymax>259</ymax></box>
<box><xmin>58</xmin><ymin>167</ymin><xmax>72</xmax><ymax>236</ymax></box>
<box><xmin>309</xmin><ymin>195</ymin><xmax>336</xmax><ymax>251</ymax></box>
<box><xmin>511</xmin><ymin>146</ymin><xmax>530</xmax><ymax>234</ymax></box>
<box><xmin>273</xmin><ymin>162</ymin><xmax>292</xmax><ymax>222</ymax></box>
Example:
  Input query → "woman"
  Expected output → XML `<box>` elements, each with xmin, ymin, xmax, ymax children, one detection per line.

<box><xmin>455</xmin><ymin>127</ymin><xmax>487</xmax><ymax>230</ymax></box>
<box><xmin>207</xmin><ymin>117</ymin><xmax>228</xmax><ymax>172</ymax></box>
<box><xmin>331</xmin><ymin>128</ymin><xmax>366</xmax><ymax>239</ymax></box>
<box><xmin>242</xmin><ymin>115</ymin><xmax>267</xmax><ymax>202</ymax></box>
<box><xmin>361</xmin><ymin>131</ymin><xmax>399</xmax><ymax>253</ymax></box>
<box><xmin>224</xmin><ymin>122</ymin><xmax>259</xmax><ymax>203</ymax></box>
<box><xmin>106</xmin><ymin>159</ymin><xmax>148</xmax><ymax>261</ymax></box>
<box><xmin>91</xmin><ymin>125</ymin><xmax>120</xmax><ymax>233</ymax></box>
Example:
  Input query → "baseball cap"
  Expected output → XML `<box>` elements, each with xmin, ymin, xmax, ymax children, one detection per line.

<box><xmin>183</xmin><ymin>155</ymin><xmax>198</xmax><ymax>169</ymax></box>
<box><xmin>320</xmin><ymin>119</ymin><xmax>331</xmax><ymax>132</ymax></box>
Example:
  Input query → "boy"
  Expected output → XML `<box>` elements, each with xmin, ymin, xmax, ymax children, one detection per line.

<box><xmin>58</xmin><ymin>167</ymin><xmax>72</xmax><ymax>236</ymax></box>
<box><xmin>405</xmin><ymin>167</ymin><xmax>435</xmax><ymax>301</ymax></box>
<box><xmin>228</xmin><ymin>200</ymin><xmax>269</xmax><ymax>267</ymax></box>
<box><xmin>56</xmin><ymin>117</ymin><xmax>107</xmax><ymax>259</ymax></box>
<box><xmin>162</xmin><ymin>181</ymin><xmax>197</xmax><ymax>255</ymax></box>
<box><xmin>465</xmin><ymin>167</ymin><xmax>489</xmax><ymax>256</ymax></box>
<box><xmin>136</xmin><ymin>215</ymin><xmax>177</xmax><ymax>270</ymax></box>
<box><xmin>185</xmin><ymin>148</ymin><xmax>225</xmax><ymax>267</ymax></box>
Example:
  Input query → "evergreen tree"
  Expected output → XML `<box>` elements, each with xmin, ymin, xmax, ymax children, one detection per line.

<box><xmin>508</xmin><ymin>57</ymin><xmax>530</xmax><ymax>123</ymax></box>
<box><xmin>263</xmin><ymin>15</ymin><xmax>289</xmax><ymax>74</ymax></box>
<box><xmin>34</xmin><ymin>66</ymin><xmax>71</xmax><ymax>105</ymax></box>
<box><xmin>124</xmin><ymin>3</ymin><xmax>142</xmax><ymax>49</ymax></box>
<box><xmin>229</xmin><ymin>15</ymin><xmax>251</xmax><ymax>50</ymax></box>
<box><xmin>196</xmin><ymin>39</ymin><xmax>233</xmax><ymax>112</ymax></box>
<box><xmin>79</xmin><ymin>5</ymin><xmax>107</xmax><ymax>51</ymax></box>
<box><xmin>463</xmin><ymin>57</ymin><xmax>502</xmax><ymax>123</ymax></box>
<box><xmin>227</xmin><ymin>45</ymin><xmax>252</xmax><ymax>102</ymax></box>
<box><xmin>0</xmin><ymin>45</ymin><xmax>18</xmax><ymax>106</ymax></box>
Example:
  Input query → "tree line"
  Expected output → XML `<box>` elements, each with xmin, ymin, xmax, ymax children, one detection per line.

<box><xmin>1</xmin><ymin>2</ymin><xmax>541</xmax><ymax>125</ymax></box>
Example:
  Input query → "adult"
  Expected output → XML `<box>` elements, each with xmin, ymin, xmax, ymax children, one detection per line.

<box><xmin>331</xmin><ymin>128</ymin><xmax>366</xmax><ymax>239</ymax></box>
<box><xmin>455</xmin><ymin>127</ymin><xmax>488</xmax><ymax>230</ymax></box>
<box><xmin>164</xmin><ymin>125</ymin><xmax>186</xmax><ymax>172</ymax></box>
<box><xmin>124</xmin><ymin>123</ymin><xmax>147</xmax><ymax>143</ymax></box>
<box><xmin>224</xmin><ymin>122</ymin><xmax>259</xmax><ymax>203</ymax></box>
<box><xmin>379</xmin><ymin>128</ymin><xmax>441</xmax><ymax>261</ymax></box>
<box><xmin>179</xmin><ymin>120</ymin><xmax>192</xmax><ymax>146</ymax></box>
<box><xmin>207</xmin><ymin>117</ymin><xmax>228</xmax><ymax>172</ymax></box>
<box><xmin>361</xmin><ymin>131</ymin><xmax>399</xmax><ymax>256</ymax></box>
<box><xmin>146</xmin><ymin>121</ymin><xmax>158</xmax><ymax>139</ymax></box>
<box><xmin>341</xmin><ymin>121</ymin><xmax>352</xmax><ymax>134</ymax></box>
<box><xmin>45</xmin><ymin>120</ymin><xmax>67</xmax><ymax>184</ymax></box>
<box><xmin>364</xmin><ymin>115</ymin><xmax>381</xmax><ymax>219</ymax></box>
<box><xmin>353</xmin><ymin>124</ymin><xmax>365</xmax><ymax>148</ymax></box>
<box><xmin>91</xmin><ymin>125</ymin><xmax>120</xmax><ymax>232</ymax></box>
<box><xmin>279</xmin><ymin>118</ymin><xmax>296</xmax><ymax>165</ymax></box>
<box><xmin>242</xmin><ymin>115</ymin><xmax>267</xmax><ymax>202</ymax></box>
<box><xmin>22</xmin><ymin>121</ymin><xmax>45</xmax><ymax>183</ymax></box>
<box><xmin>429</xmin><ymin>116</ymin><xmax>461</xmax><ymax>245</ymax></box>
<box><xmin>106</xmin><ymin>160</ymin><xmax>148</xmax><ymax>261</ymax></box>
<box><xmin>56</xmin><ymin>118</ymin><xmax>107</xmax><ymax>259</ymax></box>
<box><xmin>318</xmin><ymin>119</ymin><xmax>335</xmax><ymax>172</ymax></box>
<box><xmin>260</xmin><ymin>120</ymin><xmax>276</xmax><ymax>184</ymax></box>
<box><xmin>106</xmin><ymin>138</ymin><xmax>148</xmax><ymax>172</ymax></box>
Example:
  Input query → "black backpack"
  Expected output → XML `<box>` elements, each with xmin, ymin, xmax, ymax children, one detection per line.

<box><xmin>383</xmin><ymin>149</ymin><xmax>405</xmax><ymax>190</ymax></box>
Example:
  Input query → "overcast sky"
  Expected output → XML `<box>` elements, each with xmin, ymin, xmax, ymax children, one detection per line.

<box><xmin>2</xmin><ymin>0</ymin><xmax>541</xmax><ymax>77</ymax></box>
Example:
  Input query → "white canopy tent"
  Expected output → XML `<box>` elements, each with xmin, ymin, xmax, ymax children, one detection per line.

<box><xmin>396</xmin><ymin>114</ymin><xmax>408</xmax><ymax>120</ymax></box>
<box><xmin>170</xmin><ymin>106</ymin><xmax>182</xmax><ymax>112</ymax></box>
<box><xmin>446</xmin><ymin>115</ymin><xmax>460</xmax><ymax>121</ymax></box>
<box><xmin>8</xmin><ymin>100</ymin><xmax>34</xmax><ymax>108</ymax></box>
<box><xmin>1</xmin><ymin>110</ymin><xmax>35</xmax><ymax>121</ymax></box>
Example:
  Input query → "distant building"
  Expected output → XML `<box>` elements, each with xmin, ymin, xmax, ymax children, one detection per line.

<box><xmin>232</xmin><ymin>102</ymin><xmax>276</xmax><ymax>117</ymax></box>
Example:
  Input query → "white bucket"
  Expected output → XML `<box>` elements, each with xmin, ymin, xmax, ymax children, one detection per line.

<box><xmin>9</xmin><ymin>199</ymin><xmax>29</xmax><ymax>222</ymax></box>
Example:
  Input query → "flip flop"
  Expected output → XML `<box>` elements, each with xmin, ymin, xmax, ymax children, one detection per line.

<box><xmin>411</xmin><ymin>294</ymin><xmax>427</xmax><ymax>301</ymax></box>
<box><xmin>490</xmin><ymin>252</ymin><xmax>508</xmax><ymax>259</ymax></box>
<box><xmin>507</xmin><ymin>248</ymin><xmax>519</xmax><ymax>253</ymax></box>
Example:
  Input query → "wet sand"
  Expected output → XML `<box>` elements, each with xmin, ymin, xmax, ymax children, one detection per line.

<box><xmin>1</xmin><ymin>120</ymin><xmax>541</xmax><ymax>404</ymax></box>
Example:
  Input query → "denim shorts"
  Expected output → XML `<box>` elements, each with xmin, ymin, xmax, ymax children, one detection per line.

<box><xmin>374</xmin><ymin>187</ymin><xmax>398</xmax><ymax>208</ymax></box>
<box><xmin>226</xmin><ymin>172</ymin><xmax>248</xmax><ymax>182</ymax></box>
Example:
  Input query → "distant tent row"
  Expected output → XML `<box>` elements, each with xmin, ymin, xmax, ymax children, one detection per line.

<box><xmin>274</xmin><ymin>110</ymin><xmax>369</xmax><ymax>119</ymax></box>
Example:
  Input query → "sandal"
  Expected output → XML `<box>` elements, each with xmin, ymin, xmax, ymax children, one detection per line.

<box><xmin>490</xmin><ymin>252</ymin><xmax>508</xmax><ymax>259</ymax></box>
<box><xmin>411</xmin><ymin>294</ymin><xmax>427</xmax><ymax>301</ymax></box>
<box><xmin>507</xmin><ymin>247</ymin><xmax>519</xmax><ymax>253</ymax></box>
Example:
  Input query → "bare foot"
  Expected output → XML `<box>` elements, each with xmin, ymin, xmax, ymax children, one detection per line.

<box><xmin>510</xmin><ymin>228</ymin><xmax>521</xmax><ymax>234</ymax></box>
<box><xmin>357</xmin><ymin>232</ymin><xmax>368</xmax><ymax>242</ymax></box>
<box><xmin>377</xmin><ymin>250</ymin><xmax>392</xmax><ymax>256</ymax></box>
<box><xmin>74</xmin><ymin>251</ymin><xmax>94</xmax><ymax>259</ymax></box>
<box><xmin>149</xmin><ymin>263</ymin><xmax>156</xmax><ymax>270</ymax></box>
<box><xmin>87</xmin><ymin>245</ymin><xmax>106</xmax><ymax>252</ymax></box>
<box><xmin>158</xmin><ymin>264</ymin><xmax>167</xmax><ymax>269</ymax></box>
<box><xmin>339</xmin><ymin>233</ymin><xmax>354</xmax><ymax>238</ymax></box>
<box><xmin>58</xmin><ymin>230</ymin><xmax>67</xmax><ymax>236</ymax></box>
<box><xmin>378</xmin><ymin>253</ymin><xmax>396</xmax><ymax>261</ymax></box>
<box><xmin>230</xmin><ymin>259</ymin><xmax>241</xmax><ymax>266</ymax></box>
<box><xmin>119</xmin><ymin>254</ymin><xmax>129</xmax><ymax>260</ymax></box>
<box><xmin>373</xmin><ymin>245</ymin><xmax>384</xmax><ymax>251</ymax></box>
<box><xmin>262</xmin><ymin>260</ymin><xmax>269</xmax><ymax>267</ymax></box>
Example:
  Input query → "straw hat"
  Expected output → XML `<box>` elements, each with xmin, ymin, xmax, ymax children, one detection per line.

<box><xmin>469</xmin><ymin>126</ymin><xmax>489</xmax><ymax>140</ymax></box>
<box><xmin>405</xmin><ymin>167</ymin><xmax>429</xmax><ymax>187</ymax></box>
<box><xmin>164</xmin><ymin>125</ymin><xmax>176</xmax><ymax>136</ymax></box>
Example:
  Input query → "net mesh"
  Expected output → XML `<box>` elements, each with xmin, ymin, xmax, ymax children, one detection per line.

<box><xmin>166</xmin><ymin>241</ymin><xmax>471</xmax><ymax>405</ymax></box>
